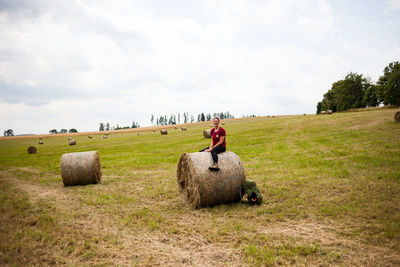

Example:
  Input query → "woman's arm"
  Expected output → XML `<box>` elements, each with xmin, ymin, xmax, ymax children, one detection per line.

<box><xmin>208</xmin><ymin>136</ymin><xmax>225</xmax><ymax>150</ymax></box>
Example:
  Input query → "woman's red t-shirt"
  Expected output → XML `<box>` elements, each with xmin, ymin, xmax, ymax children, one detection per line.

<box><xmin>211</xmin><ymin>127</ymin><xmax>226</xmax><ymax>148</ymax></box>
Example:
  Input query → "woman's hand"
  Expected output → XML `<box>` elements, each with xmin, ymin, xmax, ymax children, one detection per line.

<box><xmin>206</xmin><ymin>147</ymin><xmax>213</xmax><ymax>152</ymax></box>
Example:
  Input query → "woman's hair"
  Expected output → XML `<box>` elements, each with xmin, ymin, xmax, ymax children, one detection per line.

<box><xmin>213</xmin><ymin>116</ymin><xmax>220</xmax><ymax>122</ymax></box>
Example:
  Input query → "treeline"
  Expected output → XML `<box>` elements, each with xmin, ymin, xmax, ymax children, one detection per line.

<box><xmin>49</xmin><ymin>128</ymin><xmax>78</xmax><ymax>134</ymax></box>
<box><xmin>99</xmin><ymin>121</ymin><xmax>140</xmax><ymax>131</ymax></box>
<box><xmin>150</xmin><ymin>112</ymin><xmax>234</xmax><ymax>126</ymax></box>
<box><xmin>317</xmin><ymin>61</ymin><xmax>400</xmax><ymax>113</ymax></box>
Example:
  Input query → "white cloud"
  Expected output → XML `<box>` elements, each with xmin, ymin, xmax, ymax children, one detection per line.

<box><xmin>387</xmin><ymin>0</ymin><xmax>400</xmax><ymax>10</ymax></box>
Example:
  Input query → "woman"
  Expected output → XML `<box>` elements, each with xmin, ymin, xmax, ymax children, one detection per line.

<box><xmin>200</xmin><ymin>116</ymin><xmax>226</xmax><ymax>171</ymax></box>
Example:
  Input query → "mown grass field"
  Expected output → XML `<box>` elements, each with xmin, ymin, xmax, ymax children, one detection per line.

<box><xmin>1</xmin><ymin>108</ymin><xmax>399</xmax><ymax>266</ymax></box>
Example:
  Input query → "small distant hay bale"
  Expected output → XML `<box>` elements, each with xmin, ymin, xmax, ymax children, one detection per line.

<box><xmin>38</xmin><ymin>141</ymin><xmax>43</xmax><ymax>145</ymax></box>
<box><xmin>68</xmin><ymin>137</ymin><xmax>72</xmax><ymax>141</ymax></box>
<box><xmin>394</xmin><ymin>111</ymin><xmax>400</xmax><ymax>122</ymax></box>
<box><xmin>203</xmin><ymin>129</ymin><xmax>211</xmax><ymax>138</ymax></box>
<box><xmin>61</xmin><ymin>151</ymin><xmax>101</xmax><ymax>186</ymax></box>
<box><xmin>152</xmin><ymin>130</ymin><xmax>156</xmax><ymax>132</ymax></box>
<box><xmin>222</xmin><ymin>122</ymin><xmax>225</xmax><ymax>125</ymax></box>
<box><xmin>39</xmin><ymin>137</ymin><xmax>43</xmax><ymax>140</ymax></box>
<box><xmin>303</xmin><ymin>113</ymin><xmax>306</xmax><ymax>116</ymax></box>
<box><xmin>326</xmin><ymin>110</ymin><xmax>333</xmax><ymax>114</ymax></box>
<box><xmin>27</xmin><ymin>146</ymin><xmax>37</xmax><ymax>154</ymax></box>
<box><xmin>320</xmin><ymin>111</ymin><xmax>326</xmax><ymax>115</ymax></box>
<box><xmin>105</xmin><ymin>133</ymin><xmax>109</xmax><ymax>136</ymax></box>
<box><xmin>181</xmin><ymin>127</ymin><xmax>187</xmax><ymax>131</ymax></box>
<box><xmin>88</xmin><ymin>135</ymin><xmax>93</xmax><ymax>139</ymax></box>
<box><xmin>160</xmin><ymin>129</ymin><xmax>168</xmax><ymax>135</ymax></box>
<box><xmin>137</xmin><ymin>133</ymin><xmax>141</xmax><ymax>135</ymax></box>
<box><xmin>103</xmin><ymin>135</ymin><xmax>108</xmax><ymax>139</ymax></box>
<box><xmin>177</xmin><ymin>151</ymin><xmax>245</xmax><ymax>208</ymax></box>
<box><xmin>69</xmin><ymin>139</ymin><xmax>76</xmax><ymax>145</ymax></box>
<box><xmin>272</xmin><ymin>116</ymin><xmax>275</xmax><ymax>118</ymax></box>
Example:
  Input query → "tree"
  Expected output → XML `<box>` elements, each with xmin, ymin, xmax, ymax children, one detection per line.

<box><xmin>49</xmin><ymin>129</ymin><xmax>58</xmax><ymax>134</ymax></box>
<box><xmin>132</xmin><ymin>121</ymin><xmax>140</xmax><ymax>128</ymax></box>
<box><xmin>317</xmin><ymin>72</ymin><xmax>371</xmax><ymax>113</ymax></box>
<box><xmin>60</xmin><ymin>129</ymin><xmax>68</xmax><ymax>133</ymax></box>
<box><xmin>3</xmin><ymin>129</ymin><xmax>14</xmax><ymax>136</ymax></box>
<box><xmin>151</xmin><ymin>115</ymin><xmax>154</xmax><ymax>125</ymax></box>
<box><xmin>201</xmin><ymin>113</ymin><xmax>205</xmax><ymax>121</ymax></box>
<box><xmin>178</xmin><ymin>113</ymin><xmax>180</xmax><ymax>124</ymax></box>
<box><xmin>316</xmin><ymin>102</ymin><xmax>323</xmax><ymax>114</ymax></box>
<box><xmin>69</xmin><ymin>128</ymin><xmax>78</xmax><ymax>133</ymax></box>
<box><xmin>363</xmin><ymin>84</ymin><xmax>379</xmax><ymax>107</ymax></box>
<box><xmin>99</xmin><ymin>123</ymin><xmax>105</xmax><ymax>131</ymax></box>
<box><xmin>106</xmin><ymin>123</ymin><xmax>110</xmax><ymax>131</ymax></box>
<box><xmin>377</xmin><ymin>61</ymin><xmax>400</xmax><ymax>106</ymax></box>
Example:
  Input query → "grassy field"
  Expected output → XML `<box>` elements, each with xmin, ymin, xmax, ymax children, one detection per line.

<box><xmin>0</xmin><ymin>108</ymin><xmax>399</xmax><ymax>266</ymax></box>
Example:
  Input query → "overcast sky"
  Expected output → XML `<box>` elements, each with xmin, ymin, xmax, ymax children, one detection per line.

<box><xmin>1</xmin><ymin>0</ymin><xmax>399</xmax><ymax>134</ymax></box>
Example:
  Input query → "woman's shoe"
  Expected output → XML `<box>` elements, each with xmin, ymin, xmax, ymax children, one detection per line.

<box><xmin>208</xmin><ymin>163</ymin><xmax>220</xmax><ymax>171</ymax></box>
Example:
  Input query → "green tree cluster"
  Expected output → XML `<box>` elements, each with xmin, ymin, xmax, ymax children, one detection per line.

<box><xmin>151</xmin><ymin>111</ymin><xmax>234</xmax><ymax>125</ymax></box>
<box><xmin>3</xmin><ymin>129</ymin><xmax>14</xmax><ymax>136</ymax></box>
<box><xmin>317</xmin><ymin>61</ymin><xmax>400</xmax><ymax>113</ymax></box>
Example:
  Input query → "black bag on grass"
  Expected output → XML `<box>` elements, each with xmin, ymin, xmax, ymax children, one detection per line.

<box><xmin>241</xmin><ymin>179</ymin><xmax>262</xmax><ymax>205</ymax></box>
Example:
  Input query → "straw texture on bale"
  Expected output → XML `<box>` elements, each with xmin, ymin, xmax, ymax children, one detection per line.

<box><xmin>27</xmin><ymin>146</ymin><xmax>37</xmax><ymax>154</ymax></box>
<box><xmin>69</xmin><ymin>140</ymin><xmax>76</xmax><ymax>145</ymax></box>
<box><xmin>38</xmin><ymin>141</ymin><xmax>43</xmax><ymax>144</ymax></box>
<box><xmin>160</xmin><ymin>129</ymin><xmax>168</xmax><ymax>135</ymax></box>
<box><xmin>395</xmin><ymin>111</ymin><xmax>400</xmax><ymax>122</ymax></box>
<box><xmin>181</xmin><ymin>127</ymin><xmax>187</xmax><ymax>131</ymax></box>
<box><xmin>61</xmin><ymin>151</ymin><xmax>101</xmax><ymax>186</ymax></box>
<box><xmin>203</xmin><ymin>129</ymin><xmax>211</xmax><ymax>138</ymax></box>
<box><xmin>177</xmin><ymin>151</ymin><xmax>245</xmax><ymax>208</ymax></box>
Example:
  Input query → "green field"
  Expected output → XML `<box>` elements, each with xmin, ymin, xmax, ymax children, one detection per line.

<box><xmin>1</xmin><ymin>108</ymin><xmax>399</xmax><ymax>266</ymax></box>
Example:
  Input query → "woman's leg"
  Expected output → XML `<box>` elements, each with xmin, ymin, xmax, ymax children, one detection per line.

<box><xmin>199</xmin><ymin>147</ymin><xmax>210</xmax><ymax>152</ymax></box>
<box><xmin>210</xmin><ymin>146</ymin><xmax>226</xmax><ymax>163</ymax></box>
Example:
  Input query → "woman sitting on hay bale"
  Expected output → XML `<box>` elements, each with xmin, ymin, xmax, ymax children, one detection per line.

<box><xmin>200</xmin><ymin>116</ymin><xmax>226</xmax><ymax>171</ymax></box>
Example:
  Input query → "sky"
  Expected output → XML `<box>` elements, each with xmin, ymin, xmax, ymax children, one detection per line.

<box><xmin>0</xmin><ymin>0</ymin><xmax>399</xmax><ymax>134</ymax></box>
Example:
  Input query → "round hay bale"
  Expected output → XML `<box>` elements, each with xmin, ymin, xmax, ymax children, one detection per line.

<box><xmin>222</xmin><ymin>122</ymin><xmax>225</xmax><ymax>125</ymax></box>
<box><xmin>160</xmin><ymin>129</ymin><xmax>168</xmax><ymax>135</ymax></box>
<box><xmin>68</xmin><ymin>137</ymin><xmax>72</xmax><ymax>141</ymax></box>
<box><xmin>320</xmin><ymin>111</ymin><xmax>326</xmax><ymax>115</ymax></box>
<box><xmin>27</xmin><ymin>146</ymin><xmax>37</xmax><ymax>154</ymax></box>
<box><xmin>152</xmin><ymin>130</ymin><xmax>156</xmax><ymax>132</ymax></box>
<box><xmin>181</xmin><ymin>127</ymin><xmax>187</xmax><ymax>131</ymax></box>
<box><xmin>203</xmin><ymin>129</ymin><xmax>211</xmax><ymax>138</ymax></box>
<box><xmin>39</xmin><ymin>137</ymin><xmax>43</xmax><ymax>140</ymax></box>
<box><xmin>326</xmin><ymin>110</ymin><xmax>333</xmax><ymax>114</ymax></box>
<box><xmin>103</xmin><ymin>135</ymin><xmax>108</xmax><ymax>139</ymax></box>
<box><xmin>61</xmin><ymin>151</ymin><xmax>101</xmax><ymax>186</ymax></box>
<box><xmin>88</xmin><ymin>135</ymin><xmax>93</xmax><ymax>139</ymax></box>
<box><xmin>69</xmin><ymin>139</ymin><xmax>76</xmax><ymax>145</ymax></box>
<box><xmin>38</xmin><ymin>141</ymin><xmax>43</xmax><ymax>145</ymax></box>
<box><xmin>137</xmin><ymin>133</ymin><xmax>141</xmax><ymax>136</ymax></box>
<box><xmin>105</xmin><ymin>133</ymin><xmax>109</xmax><ymax>135</ymax></box>
<box><xmin>394</xmin><ymin>111</ymin><xmax>400</xmax><ymax>122</ymax></box>
<box><xmin>177</xmin><ymin>151</ymin><xmax>245</xmax><ymax>208</ymax></box>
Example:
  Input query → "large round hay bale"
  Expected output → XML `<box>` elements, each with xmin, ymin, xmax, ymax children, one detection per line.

<box><xmin>27</xmin><ymin>146</ymin><xmax>37</xmax><ymax>154</ymax></box>
<box><xmin>160</xmin><ymin>129</ymin><xmax>168</xmax><ymax>135</ymax></box>
<box><xmin>61</xmin><ymin>151</ymin><xmax>101</xmax><ymax>186</ymax></box>
<box><xmin>326</xmin><ymin>110</ymin><xmax>333</xmax><ymax>114</ymax></box>
<box><xmin>181</xmin><ymin>127</ymin><xmax>187</xmax><ymax>131</ymax></box>
<box><xmin>395</xmin><ymin>111</ymin><xmax>400</xmax><ymax>122</ymax></box>
<box><xmin>38</xmin><ymin>141</ymin><xmax>43</xmax><ymax>145</ymax></box>
<box><xmin>69</xmin><ymin>139</ymin><xmax>76</xmax><ymax>145</ymax></box>
<box><xmin>177</xmin><ymin>151</ymin><xmax>245</xmax><ymax>208</ymax></box>
<box><xmin>203</xmin><ymin>129</ymin><xmax>211</xmax><ymax>138</ymax></box>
